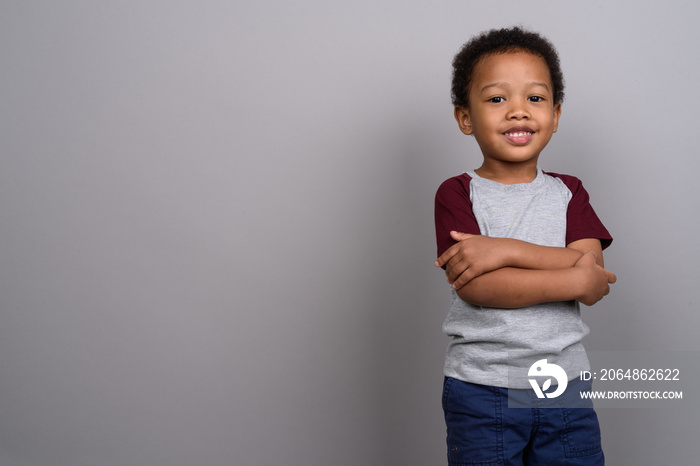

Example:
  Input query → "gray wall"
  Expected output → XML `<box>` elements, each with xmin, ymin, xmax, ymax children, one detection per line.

<box><xmin>1</xmin><ymin>1</ymin><xmax>698</xmax><ymax>465</ymax></box>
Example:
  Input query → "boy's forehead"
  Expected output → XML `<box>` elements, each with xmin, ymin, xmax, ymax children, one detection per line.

<box><xmin>471</xmin><ymin>51</ymin><xmax>552</xmax><ymax>91</ymax></box>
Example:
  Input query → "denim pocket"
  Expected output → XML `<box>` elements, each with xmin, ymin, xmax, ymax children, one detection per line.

<box><xmin>443</xmin><ymin>377</ymin><xmax>503</xmax><ymax>465</ymax></box>
<box><xmin>560</xmin><ymin>406</ymin><xmax>603</xmax><ymax>459</ymax></box>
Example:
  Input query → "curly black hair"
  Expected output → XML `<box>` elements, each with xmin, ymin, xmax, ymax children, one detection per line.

<box><xmin>451</xmin><ymin>26</ymin><xmax>565</xmax><ymax>108</ymax></box>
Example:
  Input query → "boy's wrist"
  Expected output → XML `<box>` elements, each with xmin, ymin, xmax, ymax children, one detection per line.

<box><xmin>505</xmin><ymin>238</ymin><xmax>552</xmax><ymax>270</ymax></box>
<box><xmin>481</xmin><ymin>237</ymin><xmax>522</xmax><ymax>269</ymax></box>
<box><xmin>557</xmin><ymin>267</ymin><xmax>585</xmax><ymax>302</ymax></box>
<box><xmin>505</xmin><ymin>239</ymin><xmax>527</xmax><ymax>268</ymax></box>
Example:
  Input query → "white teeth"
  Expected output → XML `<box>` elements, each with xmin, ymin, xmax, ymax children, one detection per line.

<box><xmin>506</xmin><ymin>132</ymin><xmax>532</xmax><ymax>137</ymax></box>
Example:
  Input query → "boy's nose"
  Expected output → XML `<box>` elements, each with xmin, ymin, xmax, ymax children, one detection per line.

<box><xmin>508</xmin><ymin>110</ymin><xmax>529</xmax><ymax>119</ymax></box>
<box><xmin>507</xmin><ymin>101</ymin><xmax>530</xmax><ymax>119</ymax></box>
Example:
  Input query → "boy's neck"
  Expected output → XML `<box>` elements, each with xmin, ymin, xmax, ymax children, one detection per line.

<box><xmin>474</xmin><ymin>162</ymin><xmax>539</xmax><ymax>185</ymax></box>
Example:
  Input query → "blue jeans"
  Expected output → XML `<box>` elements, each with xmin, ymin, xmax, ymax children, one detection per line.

<box><xmin>442</xmin><ymin>377</ymin><xmax>604</xmax><ymax>465</ymax></box>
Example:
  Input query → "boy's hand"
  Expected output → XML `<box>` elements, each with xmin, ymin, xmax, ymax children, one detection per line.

<box><xmin>435</xmin><ymin>231</ymin><xmax>510</xmax><ymax>289</ymax></box>
<box><xmin>573</xmin><ymin>251</ymin><xmax>617</xmax><ymax>306</ymax></box>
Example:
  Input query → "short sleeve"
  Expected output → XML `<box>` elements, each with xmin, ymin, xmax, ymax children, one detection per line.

<box><xmin>434</xmin><ymin>174</ymin><xmax>481</xmax><ymax>258</ymax></box>
<box><xmin>547</xmin><ymin>172</ymin><xmax>613</xmax><ymax>250</ymax></box>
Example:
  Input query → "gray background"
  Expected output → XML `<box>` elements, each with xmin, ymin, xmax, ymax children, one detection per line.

<box><xmin>1</xmin><ymin>1</ymin><xmax>698</xmax><ymax>465</ymax></box>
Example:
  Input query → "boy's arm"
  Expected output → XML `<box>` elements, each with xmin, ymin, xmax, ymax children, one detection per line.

<box><xmin>436</xmin><ymin>232</ymin><xmax>616</xmax><ymax>308</ymax></box>
<box><xmin>436</xmin><ymin>231</ymin><xmax>588</xmax><ymax>289</ymax></box>
<box><xmin>452</xmin><ymin>251</ymin><xmax>614</xmax><ymax>308</ymax></box>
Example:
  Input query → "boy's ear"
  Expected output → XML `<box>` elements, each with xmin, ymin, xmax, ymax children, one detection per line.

<box><xmin>552</xmin><ymin>103</ymin><xmax>562</xmax><ymax>133</ymax></box>
<box><xmin>454</xmin><ymin>106</ymin><xmax>473</xmax><ymax>135</ymax></box>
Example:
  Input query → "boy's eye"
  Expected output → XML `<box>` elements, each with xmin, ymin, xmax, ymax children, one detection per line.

<box><xmin>528</xmin><ymin>96</ymin><xmax>544</xmax><ymax>102</ymax></box>
<box><xmin>489</xmin><ymin>97</ymin><xmax>504</xmax><ymax>103</ymax></box>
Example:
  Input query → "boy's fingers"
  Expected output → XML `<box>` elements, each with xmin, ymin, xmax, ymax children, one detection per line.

<box><xmin>445</xmin><ymin>257</ymin><xmax>473</xmax><ymax>286</ymax></box>
<box><xmin>450</xmin><ymin>231</ymin><xmax>473</xmax><ymax>241</ymax></box>
<box><xmin>444</xmin><ymin>261</ymin><xmax>462</xmax><ymax>280</ymax></box>
<box><xmin>435</xmin><ymin>242</ymin><xmax>461</xmax><ymax>267</ymax></box>
<box><xmin>452</xmin><ymin>270</ymin><xmax>475</xmax><ymax>289</ymax></box>
<box><xmin>454</xmin><ymin>264</ymin><xmax>484</xmax><ymax>289</ymax></box>
<box><xmin>445</xmin><ymin>258</ymin><xmax>470</xmax><ymax>284</ymax></box>
<box><xmin>436</xmin><ymin>233</ymin><xmax>474</xmax><ymax>267</ymax></box>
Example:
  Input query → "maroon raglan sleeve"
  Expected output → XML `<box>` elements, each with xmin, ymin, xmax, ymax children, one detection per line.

<box><xmin>547</xmin><ymin>172</ymin><xmax>613</xmax><ymax>250</ymax></box>
<box><xmin>434</xmin><ymin>174</ymin><xmax>481</xmax><ymax>259</ymax></box>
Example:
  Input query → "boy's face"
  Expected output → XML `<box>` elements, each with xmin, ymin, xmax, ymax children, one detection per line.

<box><xmin>454</xmin><ymin>51</ymin><xmax>561</xmax><ymax>175</ymax></box>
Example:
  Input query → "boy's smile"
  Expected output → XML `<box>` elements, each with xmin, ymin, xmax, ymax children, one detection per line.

<box><xmin>454</xmin><ymin>51</ymin><xmax>561</xmax><ymax>183</ymax></box>
<box><xmin>503</xmin><ymin>125</ymin><xmax>535</xmax><ymax>145</ymax></box>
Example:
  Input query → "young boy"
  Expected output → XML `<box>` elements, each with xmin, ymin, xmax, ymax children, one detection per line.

<box><xmin>434</xmin><ymin>27</ymin><xmax>616</xmax><ymax>465</ymax></box>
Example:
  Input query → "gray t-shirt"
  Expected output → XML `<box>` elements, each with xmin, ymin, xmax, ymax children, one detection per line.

<box><xmin>434</xmin><ymin>169</ymin><xmax>612</xmax><ymax>389</ymax></box>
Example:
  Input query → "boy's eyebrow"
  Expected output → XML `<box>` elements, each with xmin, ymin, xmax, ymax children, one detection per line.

<box><xmin>479</xmin><ymin>81</ymin><xmax>551</xmax><ymax>94</ymax></box>
<box><xmin>479</xmin><ymin>82</ymin><xmax>508</xmax><ymax>94</ymax></box>
<box><xmin>528</xmin><ymin>81</ymin><xmax>551</xmax><ymax>91</ymax></box>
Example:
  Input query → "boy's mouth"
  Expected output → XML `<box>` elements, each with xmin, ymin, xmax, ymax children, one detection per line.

<box><xmin>503</xmin><ymin>126</ymin><xmax>534</xmax><ymax>145</ymax></box>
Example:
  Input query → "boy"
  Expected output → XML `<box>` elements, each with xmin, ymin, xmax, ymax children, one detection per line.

<box><xmin>434</xmin><ymin>27</ymin><xmax>616</xmax><ymax>465</ymax></box>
